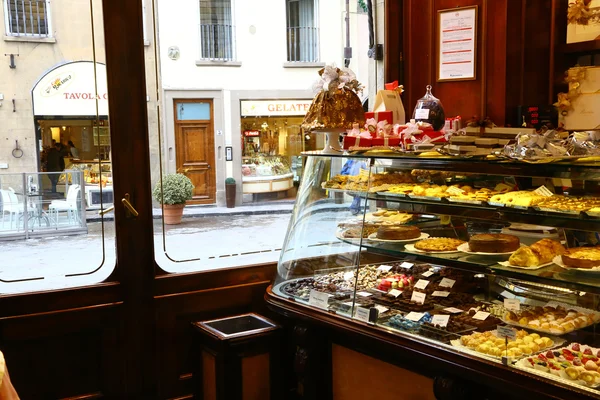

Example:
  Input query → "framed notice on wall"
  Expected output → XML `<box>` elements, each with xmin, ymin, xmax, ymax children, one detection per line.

<box><xmin>437</xmin><ymin>6</ymin><xmax>478</xmax><ymax>82</ymax></box>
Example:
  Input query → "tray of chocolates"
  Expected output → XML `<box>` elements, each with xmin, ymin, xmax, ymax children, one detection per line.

<box><xmin>452</xmin><ymin>309</ymin><xmax>503</xmax><ymax>331</ymax></box>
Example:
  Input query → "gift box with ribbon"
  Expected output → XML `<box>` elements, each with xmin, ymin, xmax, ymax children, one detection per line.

<box><xmin>371</xmin><ymin>137</ymin><xmax>401</xmax><ymax>147</ymax></box>
<box><xmin>365</xmin><ymin>111</ymin><xmax>394</xmax><ymax>125</ymax></box>
<box><xmin>343</xmin><ymin>135</ymin><xmax>372</xmax><ymax>149</ymax></box>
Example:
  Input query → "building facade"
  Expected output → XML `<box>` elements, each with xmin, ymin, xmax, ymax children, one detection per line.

<box><xmin>156</xmin><ymin>0</ymin><xmax>370</xmax><ymax>206</ymax></box>
<box><xmin>0</xmin><ymin>0</ymin><xmax>160</xmax><ymax>198</ymax></box>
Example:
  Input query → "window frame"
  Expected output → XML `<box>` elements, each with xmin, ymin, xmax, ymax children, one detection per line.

<box><xmin>285</xmin><ymin>0</ymin><xmax>320</xmax><ymax>63</ymax></box>
<box><xmin>3</xmin><ymin>0</ymin><xmax>53</xmax><ymax>38</ymax></box>
<box><xmin>198</xmin><ymin>0</ymin><xmax>237</xmax><ymax>61</ymax></box>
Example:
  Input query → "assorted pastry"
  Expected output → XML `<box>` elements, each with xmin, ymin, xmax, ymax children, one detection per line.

<box><xmin>519</xmin><ymin>343</ymin><xmax>600</xmax><ymax>387</ymax></box>
<box><xmin>459</xmin><ymin>329</ymin><xmax>555</xmax><ymax>358</ymax></box>
<box><xmin>561</xmin><ymin>246</ymin><xmax>600</xmax><ymax>269</ymax></box>
<box><xmin>365</xmin><ymin>210</ymin><xmax>413</xmax><ymax>224</ymax></box>
<box><xmin>414</xmin><ymin>237</ymin><xmax>465</xmax><ymax>252</ymax></box>
<box><xmin>467</xmin><ymin>233</ymin><xmax>520</xmax><ymax>253</ymax></box>
<box><xmin>453</xmin><ymin>309</ymin><xmax>503</xmax><ymax>331</ymax></box>
<box><xmin>489</xmin><ymin>191</ymin><xmax>546</xmax><ymax>207</ymax></box>
<box><xmin>503</xmin><ymin>304</ymin><xmax>600</xmax><ymax>335</ymax></box>
<box><xmin>375</xmin><ymin>225</ymin><xmax>421</xmax><ymax>241</ymax></box>
<box><xmin>537</xmin><ymin>195</ymin><xmax>600</xmax><ymax>213</ymax></box>
<box><xmin>323</xmin><ymin>170</ymin><xmax>413</xmax><ymax>192</ymax></box>
<box><xmin>508</xmin><ymin>239</ymin><xmax>566</xmax><ymax>268</ymax></box>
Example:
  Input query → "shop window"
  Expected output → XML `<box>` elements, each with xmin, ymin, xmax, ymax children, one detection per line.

<box><xmin>3</xmin><ymin>0</ymin><xmax>51</xmax><ymax>37</ymax></box>
<box><xmin>199</xmin><ymin>0</ymin><xmax>236</xmax><ymax>61</ymax></box>
<box><xmin>286</xmin><ymin>0</ymin><xmax>319</xmax><ymax>62</ymax></box>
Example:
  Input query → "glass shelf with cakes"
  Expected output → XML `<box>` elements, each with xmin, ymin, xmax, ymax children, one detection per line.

<box><xmin>271</xmin><ymin>152</ymin><xmax>600</xmax><ymax>399</ymax></box>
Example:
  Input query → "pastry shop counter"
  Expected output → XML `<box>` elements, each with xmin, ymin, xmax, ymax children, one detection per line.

<box><xmin>242</xmin><ymin>173</ymin><xmax>294</xmax><ymax>194</ymax></box>
<box><xmin>265</xmin><ymin>283</ymin><xmax>598</xmax><ymax>400</ymax></box>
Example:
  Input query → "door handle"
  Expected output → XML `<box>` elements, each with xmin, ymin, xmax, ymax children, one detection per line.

<box><xmin>98</xmin><ymin>205</ymin><xmax>115</xmax><ymax>215</ymax></box>
<box><xmin>121</xmin><ymin>193</ymin><xmax>139</xmax><ymax>218</ymax></box>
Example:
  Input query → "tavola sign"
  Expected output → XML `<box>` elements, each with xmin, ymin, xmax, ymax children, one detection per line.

<box><xmin>32</xmin><ymin>61</ymin><xmax>109</xmax><ymax>117</ymax></box>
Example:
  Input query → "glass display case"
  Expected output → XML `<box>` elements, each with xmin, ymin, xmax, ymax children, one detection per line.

<box><xmin>242</xmin><ymin>155</ymin><xmax>294</xmax><ymax>195</ymax></box>
<box><xmin>270</xmin><ymin>151</ymin><xmax>600</xmax><ymax>398</ymax></box>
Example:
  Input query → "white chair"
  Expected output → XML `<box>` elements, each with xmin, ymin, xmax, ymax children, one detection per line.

<box><xmin>49</xmin><ymin>185</ymin><xmax>81</xmax><ymax>226</ymax></box>
<box><xmin>0</xmin><ymin>189</ymin><xmax>29</xmax><ymax>230</ymax></box>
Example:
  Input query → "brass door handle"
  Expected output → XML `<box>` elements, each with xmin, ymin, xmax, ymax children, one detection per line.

<box><xmin>98</xmin><ymin>205</ymin><xmax>115</xmax><ymax>215</ymax></box>
<box><xmin>122</xmin><ymin>193</ymin><xmax>139</xmax><ymax>218</ymax></box>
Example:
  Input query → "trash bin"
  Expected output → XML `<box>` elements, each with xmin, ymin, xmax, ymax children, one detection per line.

<box><xmin>192</xmin><ymin>313</ymin><xmax>282</xmax><ymax>400</ymax></box>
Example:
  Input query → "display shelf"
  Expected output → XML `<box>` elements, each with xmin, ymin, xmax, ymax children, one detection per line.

<box><xmin>367</xmin><ymin>194</ymin><xmax>600</xmax><ymax>232</ymax></box>
<box><xmin>305</xmin><ymin>151</ymin><xmax>600</xmax><ymax>180</ymax></box>
<box><xmin>349</xmin><ymin>239</ymin><xmax>600</xmax><ymax>294</ymax></box>
<box><xmin>561</xmin><ymin>41</ymin><xmax>600</xmax><ymax>55</ymax></box>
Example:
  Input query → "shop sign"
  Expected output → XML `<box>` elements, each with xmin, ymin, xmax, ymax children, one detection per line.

<box><xmin>243</xmin><ymin>130</ymin><xmax>261</xmax><ymax>137</ymax></box>
<box><xmin>32</xmin><ymin>61</ymin><xmax>109</xmax><ymax>116</ymax></box>
<box><xmin>241</xmin><ymin>99</ymin><xmax>312</xmax><ymax>117</ymax></box>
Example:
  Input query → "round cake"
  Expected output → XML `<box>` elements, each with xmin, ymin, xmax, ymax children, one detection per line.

<box><xmin>377</xmin><ymin>225</ymin><xmax>421</xmax><ymax>240</ymax></box>
<box><xmin>468</xmin><ymin>234</ymin><xmax>520</xmax><ymax>253</ymax></box>
<box><xmin>561</xmin><ymin>247</ymin><xmax>600</xmax><ymax>269</ymax></box>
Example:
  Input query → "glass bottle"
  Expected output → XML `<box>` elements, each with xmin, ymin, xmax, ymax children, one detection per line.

<box><xmin>412</xmin><ymin>85</ymin><xmax>446</xmax><ymax>131</ymax></box>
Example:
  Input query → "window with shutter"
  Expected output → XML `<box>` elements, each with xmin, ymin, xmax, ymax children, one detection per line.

<box><xmin>4</xmin><ymin>0</ymin><xmax>51</xmax><ymax>37</ymax></box>
<box><xmin>199</xmin><ymin>0</ymin><xmax>236</xmax><ymax>61</ymax></box>
<box><xmin>286</xmin><ymin>0</ymin><xmax>319</xmax><ymax>62</ymax></box>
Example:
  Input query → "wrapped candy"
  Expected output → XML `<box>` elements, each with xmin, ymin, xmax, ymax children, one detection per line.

<box><xmin>568</xmin><ymin>131</ymin><xmax>600</xmax><ymax>156</ymax></box>
<box><xmin>302</xmin><ymin>65</ymin><xmax>365</xmax><ymax>132</ymax></box>
<box><xmin>503</xmin><ymin>130</ymin><xmax>570</xmax><ymax>159</ymax></box>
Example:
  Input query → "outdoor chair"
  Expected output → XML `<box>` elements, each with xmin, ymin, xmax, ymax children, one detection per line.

<box><xmin>49</xmin><ymin>185</ymin><xmax>81</xmax><ymax>227</ymax></box>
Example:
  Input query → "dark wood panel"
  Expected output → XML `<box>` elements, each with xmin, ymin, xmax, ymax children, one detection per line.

<box><xmin>433</xmin><ymin>0</ymin><xmax>484</xmax><ymax>120</ymax></box>
<box><xmin>0</xmin><ymin>304</ymin><xmax>122</xmax><ymax>399</ymax></box>
<box><xmin>522</xmin><ymin>0</ymin><xmax>553</xmax><ymax>107</ymax></box>
<box><xmin>385</xmin><ymin>0</ymin><xmax>403</xmax><ymax>84</ymax></box>
<box><xmin>484</xmin><ymin>0</ymin><xmax>508</xmax><ymax>124</ymax></box>
<box><xmin>403</xmin><ymin>0</ymin><xmax>435</xmax><ymax>117</ymax></box>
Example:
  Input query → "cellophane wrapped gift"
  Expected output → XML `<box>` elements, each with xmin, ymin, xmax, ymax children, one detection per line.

<box><xmin>503</xmin><ymin>130</ymin><xmax>569</xmax><ymax>159</ymax></box>
<box><xmin>302</xmin><ymin>65</ymin><xmax>365</xmax><ymax>131</ymax></box>
<box><xmin>568</xmin><ymin>131</ymin><xmax>600</xmax><ymax>156</ymax></box>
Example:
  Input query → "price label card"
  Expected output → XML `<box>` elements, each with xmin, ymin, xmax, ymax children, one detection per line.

<box><xmin>497</xmin><ymin>325</ymin><xmax>517</xmax><ymax>340</ymax></box>
<box><xmin>534</xmin><ymin>185</ymin><xmax>553</xmax><ymax>197</ymax></box>
<box><xmin>472</xmin><ymin>311</ymin><xmax>490</xmax><ymax>321</ymax></box>
<box><xmin>421</xmin><ymin>270</ymin><xmax>435</xmax><ymax>278</ymax></box>
<box><xmin>444</xmin><ymin>307</ymin><xmax>464</xmax><ymax>314</ymax></box>
<box><xmin>504</xmin><ymin>298</ymin><xmax>521</xmax><ymax>312</ymax></box>
<box><xmin>374</xmin><ymin>305</ymin><xmax>389</xmax><ymax>314</ymax></box>
<box><xmin>354</xmin><ymin>307</ymin><xmax>370</xmax><ymax>323</ymax></box>
<box><xmin>432</xmin><ymin>291</ymin><xmax>450</xmax><ymax>297</ymax></box>
<box><xmin>439</xmin><ymin>278</ymin><xmax>456</xmax><ymax>288</ymax></box>
<box><xmin>399</xmin><ymin>262</ymin><xmax>414</xmax><ymax>269</ymax></box>
<box><xmin>405</xmin><ymin>312</ymin><xmax>425</xmax><ymax>322</ymax></box>
<box><xmin>431</xmin><ymin>314</ymin><xmax>450</xmax><ymax>328</ymax></box>
<box><xmin>411</xmin><ymin>291</ymin><xmax>427</xmax><ymax>305</ymax></box>
<box><xmin>343</xmin><ymin>271</ymin><xmax>355</xmax><ymax>281</ymax></box>
<box><xmin>309</xmin><ymin>290</ymin><xmax>329</xmax><ymax>310</ymax></box>
<box><xmin>377</xmin><ymin>265</ymin><xmax>393</xmax><ymax>272</ymax></box>
<box><xmin>357</xmin><ymin>291</ymin><xmax>373</xmax><ymax>297</ymax></box>
<box><xmin>415</xmin><ymin>108</ymin><xmax>430</xmax><ymax>120</ymax></box>
<box><xmin>388</xmin><ymin>289</ymin><xmax>403</xmax><ymax>298</ymax></box>
<box><xmin>414</xmin><ymin>279</ymin><xmax>430</xmax><ymax>290</ymax></box>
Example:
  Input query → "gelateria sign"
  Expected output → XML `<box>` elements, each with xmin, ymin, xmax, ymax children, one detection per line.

<box><xmin>32</xmin><ymin>61</ymin><xmax>109</xmax><ymax>117</ymax></box>
<box><xmin>240</xmin><ymin>100</ymin><xmax>312</xmax><ymax>117</ymax></box>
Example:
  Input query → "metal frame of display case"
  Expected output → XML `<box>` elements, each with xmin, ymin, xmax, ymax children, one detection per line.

<box><xmin>266</xmin><ymin>152</ymin><xmax>600</xmax><ymax>400</ymax></box>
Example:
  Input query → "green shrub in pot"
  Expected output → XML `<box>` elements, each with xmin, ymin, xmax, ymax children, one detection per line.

<box><xmin>153</xmin><ymin>174</ymin><xmax>194</xmax><ymax>224</ymax></box>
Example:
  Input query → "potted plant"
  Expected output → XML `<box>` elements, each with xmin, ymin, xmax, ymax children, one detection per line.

<box><xmin>225</xmin><ymin>177</ymin><xmax>236</xmax><ymax>208</ymax></box>
<box><xmin>153</xmin><ymin>173</ymin><xmax>194</xmax><ymax>225</ymax></box>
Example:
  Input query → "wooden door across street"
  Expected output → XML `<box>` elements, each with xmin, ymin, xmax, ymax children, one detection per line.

<box><xmin>174</xmin><ymin>99</ymin><xmax>216</xmax><ymax>204</ymax></box>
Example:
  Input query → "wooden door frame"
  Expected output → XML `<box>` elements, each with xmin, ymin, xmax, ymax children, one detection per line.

<box><xmin>173</xmin><ymin>98</ymin><xmax>217</xmax><ymax>205</ymax></box>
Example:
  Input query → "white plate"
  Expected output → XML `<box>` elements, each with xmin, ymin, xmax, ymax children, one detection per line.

<box><xmin>368</xmin><ymin>232</ymin><xmax>430</xmax><ymax>243</ymax></box>
<box><xmin>335</xmin><ymin>231</ymin><xmax>365</xmax><ymax>244</ymax></box>
<box><xmin>498</xmin><ymin>260</ymin><xmax>554</xmax><ymax>270</ymax></box>
<box><xmin>553</xmin><ymin>255</ymin><xmax>600</xmax><ymax>273</ymax></box>
<box><xmin>457</xmin><ymin>243</ymin><xmax>520</xmax><ymax>256</ymax></box>
<box><xmin>404</xmin><ymin>243</ymin><xmax>461</xmax><ymax>254</ymax></box>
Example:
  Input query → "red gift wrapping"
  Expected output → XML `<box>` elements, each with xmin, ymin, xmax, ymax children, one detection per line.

<box><xmin>343</xmin><ymin>136</ymin><xmax>372</xmax><ymax>149</ymax></box>
<box><xmin>365</xmin><ymin>111</ymin><xmax>394</xmax><ymax>125</ymax></box>
<box><xmin>371</xmin><ymin>137</ymin><xmax>401</xmax><ymax>147</ymax></box>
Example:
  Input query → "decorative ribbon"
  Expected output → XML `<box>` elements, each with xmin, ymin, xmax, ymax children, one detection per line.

<box><xmin>384</xmin><ymin>80</ymin><xmax>405</xmax><ymax>95</ymax></box>
<box><xmin>466</xmin><ymin>116</ymin><xmax>496</xmax><ymax>135</ymax></box>
<box><xmin>568</xmin><ymin>0</ymin><xmax>595</xmax><ymax>25</ymax></box>
<box><xmin>554</xmin><ymin>66</ymin><xmax>587</xmax><ymax>116</ymax></box>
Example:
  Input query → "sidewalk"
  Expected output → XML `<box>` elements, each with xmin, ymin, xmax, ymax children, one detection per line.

<box><xmin>86</xmin><ymin>199</ymin><xmax>297</xmax><ymax>222</ymax></box>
